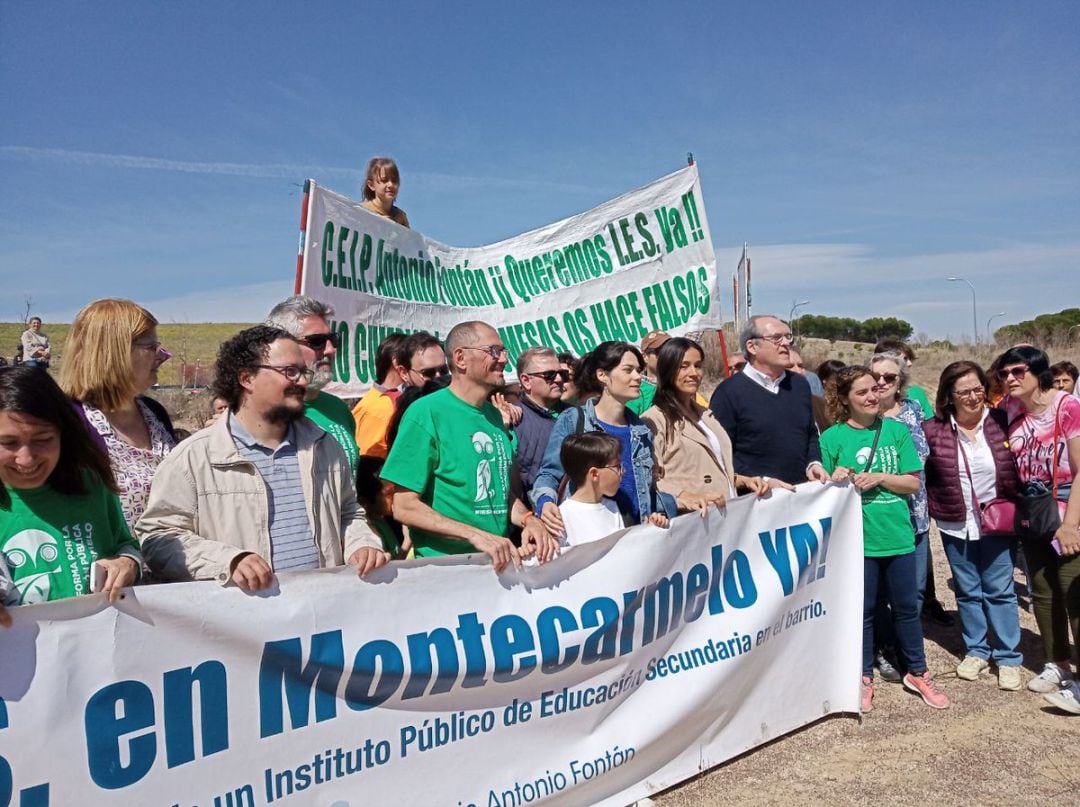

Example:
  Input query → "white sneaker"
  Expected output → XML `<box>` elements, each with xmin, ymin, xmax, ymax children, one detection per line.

<box><xmin>1043</xmin><ymin>682</ymin><xmax>1080</xmax><ymax>715</ymax></box>
<box><xmin>1027</xmin><ymin>663</ymin><xmax>1072</xmax><ymax>693</ymax></box>
<box><xmin>956</xmin><ymin>655</ymin><xmax>990</xmax><ymax>681</ymax></box>
<box><xmin>997</xmin><ymin>665</ymin><xmax>1022</xmax><ymax>691</ymax></box>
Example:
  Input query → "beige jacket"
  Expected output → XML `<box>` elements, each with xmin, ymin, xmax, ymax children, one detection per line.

<box><xmin>641</xmin><ymin>405</ymin><xmax>736</xmax><ymax>506</ymax></box>
<box><xmin>136</xmin><ymin>414</ymin><xmax>381</xmax><ymax>583</ymax></box>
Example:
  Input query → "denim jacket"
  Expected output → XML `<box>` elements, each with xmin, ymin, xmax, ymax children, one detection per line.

<box><xmin>530</xmin><ymin>399</ymin><xmax>677</xmax><ymax>522</ymax></box>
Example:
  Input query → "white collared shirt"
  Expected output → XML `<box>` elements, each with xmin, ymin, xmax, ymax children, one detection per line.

<box><xmin>742</xmin><ymin>362</ymin><xmax>786</xmax><ymax>394</ymax></box>
<box><xmin>937</xmin><ymin>409</ymin><xmax>997</xmax><ymax>541</ymax></box>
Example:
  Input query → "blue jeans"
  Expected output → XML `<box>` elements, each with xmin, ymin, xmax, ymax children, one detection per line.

<box><xmin>940</xmin><ymin>532</ymin><xmax>1022</xmax><ymax>666</ymax></box>
<box><xmin>914</xmin><ymin>530</ymin><xmax>929</xmax><ymax>613</ymax></box>
<box><xmin>865</xmin><ymin>552</ymin><xmax>927</xmax><ymax>677</ymax></box>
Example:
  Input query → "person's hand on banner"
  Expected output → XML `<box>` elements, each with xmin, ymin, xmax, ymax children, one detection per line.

<box><xmin>807</xmin><ymin>463</ymin><xmax>830</xmax><ymax>484</ymax></box>
<box><xmin>520</xmin><ymin>516</ymin><xmax>559</xmax><ymax>563</ymax></box>
<box><xmin>470</xmin><ymin>531</ymin><xmax>521</xmax><ymax>573</ymax></box>
<box><xmin>349</xmin><ymin>547</ymin><xmax>391</xmax><ymax>576</ymax></box>
<box><xmin>230</xmin><ymin>552</ymin><xmax>274</xmax><ymax>591</ymax></box>
<box><xmin>829</xmin><ymin>466</ymin><xmax>852</xmax><ymax>484</ymax></box>
<box><xmin>97</xmin><ymin>556</ymin><xmax>140</xmax><ymax>603</ymax></box>
<box><xmin>677</xmin><ymin>490</ymin><xmax>725</xmax><ymax>516</ymax></box>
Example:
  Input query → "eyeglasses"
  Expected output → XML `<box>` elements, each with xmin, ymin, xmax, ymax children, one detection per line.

<box><xmin>754</xmin><ymin>333</ymin><xmax>794</xmax><ymax>346</ymax></box>
<box><xmin>996</xmin><ymin>366</ymin><xmax>1028</xmax><ymax>381</ymax></box>
<box><xmin>525</xmin><ymin>369</ymin><xmax>571</xmax><ymax>384</ymax></box>
<box><xmin>952</xmin><ymin>388</ymin><xmax>986</xmax><ymax>401</ymax></box>
<box><xmin>602</xmin><ymin>463</ymin><xmax>625</xmax><ymax>475</ymax></box>
<box><xmin>253</xmin><ymin>364</ymin><xmax>315</xmax><ymax>383</ymax></box>
<box><xmin>415</xmin><ymin>364</ymin><xmax>450</xmax><ymax>380</ymax></box>
<box><xmin>299</xmin><ymin>332</ymin><xmax>340</xmax><ymax>351</ymax></box>
<box><xmin>463</xmin><ymin>345</ymin><xmax>509</xmax><ymax>360</ymax></box>
<box><xmin>133</xmin><ymin>340</ymin><xmax>172</xmax><ymax>361</ymax></box>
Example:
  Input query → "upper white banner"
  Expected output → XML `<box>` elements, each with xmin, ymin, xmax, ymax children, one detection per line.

<box><xmin>0</xmin><ymin>484</ymin><xmax>862</xmax><ymax>807</ymax></box>
<box><xmin>299</xmin><ymin>165</ymin><xmax>722</xmax><ymax>396</ymax></box>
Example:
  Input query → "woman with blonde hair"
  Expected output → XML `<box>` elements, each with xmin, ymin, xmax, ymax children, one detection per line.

<box><xmin>60</xmin><ymin>299</ymin><xmax>176</xmax><ymax>528</ymax></box>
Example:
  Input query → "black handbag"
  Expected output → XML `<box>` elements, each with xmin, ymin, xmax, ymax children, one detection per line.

<box><xmin>1014</xmin><ymin>400</ymin><xmax>1063</xmax><ymax>540</ymax></box>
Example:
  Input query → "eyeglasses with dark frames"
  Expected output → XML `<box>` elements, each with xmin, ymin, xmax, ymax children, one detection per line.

<box><xmin>463</xmin><ymin>345</ymin><xmax>509</xmax><ymax>360</ymax></box>
<box><xmin>253</xmin><ymin>365</ymin><xmax>315</xmax><ymax>383</ymax></box>
<box><xmin>298</xmin><ymin>332</ymin><xmax>340</xmax><ymax>351</ymax></box>
<box><xmin>525</xmin><ymin>369</ymin><xmax>570</xmax><ymax>384</ymax></box>
<box><xmin>415</xmin><ymin>364</ymin><xmax>450</xmax><ymax>380</ymax></box>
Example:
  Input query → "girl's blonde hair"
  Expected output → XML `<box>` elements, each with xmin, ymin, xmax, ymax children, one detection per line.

<box><xmin>59</xmin><ymin>298</ymin><xmax>158</xmax><ymax>410</ymax></box>
<box><xmin>362</xmin><ymin>156</ymin><xmax>400</xmax><ymax>200</ymax></box>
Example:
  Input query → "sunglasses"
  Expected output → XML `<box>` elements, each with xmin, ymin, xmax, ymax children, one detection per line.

<box><xmin>996</xmin><ymin>366</ymin><xmax>1028</xmax><ymax>381</ymax></box>
<box><xmin>415</xmin><ymin>364</ymin><xmax>450</xmax><ymax>380</ymax></box>
<box><xmin>875</xmin><ymin>373</ymin><xmax>899</xmax><ymax>386</ymax></box>
<box><xmin>299</xmin><ymin>332</ymin><xmax>340</xmax><ymax>351</ymax></box>
<box><xmin>526</xmin><ymin>369</ymin><xmax>570</xmax><ymax>384</ymax></box>
<box><xmin>729</xmin><ymin>362</ymin><xmax>747</xmax><ymax>372</ymax></box>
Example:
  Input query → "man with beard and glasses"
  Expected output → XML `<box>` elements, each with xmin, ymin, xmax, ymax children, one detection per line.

<box><xmin>265</xmin><ymin>295</ymin><xmax>360</xmax><ymax>476</ymax></box>
<box><xmin>137</xmin><ymin>326</ymin><xmax>387</xmax><ymax>590</ymax></box>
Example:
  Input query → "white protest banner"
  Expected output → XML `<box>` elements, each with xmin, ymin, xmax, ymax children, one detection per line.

<box><xmin>0</xmin><ymin>485</ymin><xmax>862</xmax><ymax>806</ymax></box>
<box><xmin>298</xmin><ymin>165</ymin><xmax>722</xmax><ymax>396</ymax></box>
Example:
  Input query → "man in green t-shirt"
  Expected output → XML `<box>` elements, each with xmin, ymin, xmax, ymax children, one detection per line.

<box><xmin>381</xmin><ymin>320</ymin><xmax>522</xmax><ymax>572</ymax></box>
<box><xmin>266</xmin><ymin>296</ymin><xmax>360</xmax><ymax>475</ymax></box>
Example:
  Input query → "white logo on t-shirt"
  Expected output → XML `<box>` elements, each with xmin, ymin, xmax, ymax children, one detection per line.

<box><xmin>472</xmin><ymin>431</ymin><xmax>495</xmax><ymax>502</ymax></box>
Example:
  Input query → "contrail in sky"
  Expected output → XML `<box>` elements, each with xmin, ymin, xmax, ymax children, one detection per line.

<box><xmin>0</xmin><ymin>145</ymin><xmax>601</xmax><ymax>194</ymax></box>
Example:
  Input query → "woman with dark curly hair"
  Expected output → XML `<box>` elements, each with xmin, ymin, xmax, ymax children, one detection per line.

<box><xmin>820</xmin><ymin>366</ymin><xmax>949</xmax><ymax>712</ymax></box>
<box><xmin>1</xmin><ymin>366</ymin><xmax>141</xmax><ymax>626</ymax></box>
<box><xmin>995</xmin><ymin>345</ymin><xmax>1080</xmax><ymax>713</ymax></box>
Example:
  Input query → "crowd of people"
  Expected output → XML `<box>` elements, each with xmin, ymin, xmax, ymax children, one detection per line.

<box><xmin>2</xmin><ymin>158</ymin><xmax>1077</xmax><ymax>721</ymax></box>
<box><xmin>2</xmin><ymin>301</ymin><xmax>1078</xmax><ymax>719</ymax></box>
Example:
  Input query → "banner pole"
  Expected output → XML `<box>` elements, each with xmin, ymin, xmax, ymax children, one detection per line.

<box><xmin>294</xmin><ymin>179</ymin><xmax>312</xmax><ymax>294</ymax></box>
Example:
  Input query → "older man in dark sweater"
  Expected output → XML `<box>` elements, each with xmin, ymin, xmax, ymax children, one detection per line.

<box><xmin>709</xmin><ymin>315</ymin><xmax>829</xmax><ymax>485</ymax></box>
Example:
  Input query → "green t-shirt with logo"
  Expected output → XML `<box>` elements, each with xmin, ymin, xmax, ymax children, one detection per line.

<box><xmin>819</xmin><ymin>418</ymin><xmax>923</xmax><ymax>557</ymax></box>
<box><xmin>380</xmin><ymin>386</ymin><xmax>515</xmax><ymax>556</ymax></box>
<box><xmin>306</xmin><ymin>391</ymin><xmax>360</xmax><ymax>476</ymax></box>
<box><xmin>1</xmin><ymin>479</ymin><xmax>139</xmax><ymax>606</ymax></box>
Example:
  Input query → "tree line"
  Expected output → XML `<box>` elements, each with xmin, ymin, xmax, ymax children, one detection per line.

<box><xmin>995</xmin><ymin>308</ymin><xmax>1080</xmax><ymax>345</ymax></box>
<box><xmin>794</xmin><ymin>315</ymin><xmax>914</xmax><ymax>343</ymax></box>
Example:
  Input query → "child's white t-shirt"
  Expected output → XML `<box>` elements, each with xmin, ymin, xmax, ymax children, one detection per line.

<box><xmin>560</xmin><ymin>497</ymin><xmax>624</xmax><ymax>547</ymax></box>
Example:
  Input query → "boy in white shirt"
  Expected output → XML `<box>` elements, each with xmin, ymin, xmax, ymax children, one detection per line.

<box><xmin>558</xmin><ymin>433</ymin><xmax>668</xmax><ymax>546</ymax></box>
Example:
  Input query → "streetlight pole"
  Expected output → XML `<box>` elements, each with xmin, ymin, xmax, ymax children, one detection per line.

<box><xmin>789</xmin><ymin>300</ymin><xmax>810</xmax><ymax>340</ymax></box>
<box><xmin>947</xmin><ymin>277</ymin><xmax>978</xmax><ymax>345</ymax></box>
<box><xmin>986</xmin><ymin>312</ymin><xmax>1006</xmax><ymax>344</ymax></box>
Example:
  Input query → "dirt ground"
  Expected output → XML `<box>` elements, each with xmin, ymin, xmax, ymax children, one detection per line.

<box><xmin>656</xmin><ymin>528</ymin><xmax>1080</xmax><ymax>806</ymax></box>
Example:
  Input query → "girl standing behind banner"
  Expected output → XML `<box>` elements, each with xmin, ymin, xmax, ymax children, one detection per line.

<box><xmin>0</xmin><ymin>367</ymin><xmax>141</xmax><ymax>627</ymax></box>
<box><xmin>820</xmin><ymin>366</ymin><xmax>949</xmax><ymax>713</ymax></box>
<box><xmin>362</xmin><ymin>156</ymin><xmax>410</xmax><ymax>227</ymax></box>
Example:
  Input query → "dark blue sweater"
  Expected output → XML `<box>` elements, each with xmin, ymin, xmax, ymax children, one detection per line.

<box><xmin>708</xmin><ymin>371</ymin><xmax>821</xmax><ymax>484</ymax></box>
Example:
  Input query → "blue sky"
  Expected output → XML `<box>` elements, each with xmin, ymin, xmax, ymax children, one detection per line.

<box><xmin>2</xmin><ymin>1</ymin><xmax>1078</xmax><ymax>340</ymax></box>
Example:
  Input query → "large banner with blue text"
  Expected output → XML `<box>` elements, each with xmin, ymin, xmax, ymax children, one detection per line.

<box><xmin>299</xmin><ymin>164</ymin><xmax>723</xmax><ymax>396</ymax></box>
<box><xmin>0</xmin><ymin>485</ymin><xmax>862</xmax><ymax>806</ymax></box>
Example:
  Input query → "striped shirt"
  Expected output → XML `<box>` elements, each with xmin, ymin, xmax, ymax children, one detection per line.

<box><xmin>228</xmin><ymin>414</ymin><xmax>319</xmax><ymax>572</ymax></box>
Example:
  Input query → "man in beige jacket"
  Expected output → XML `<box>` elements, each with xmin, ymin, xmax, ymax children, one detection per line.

<box><xmin>137</xmin><ymin>325</ymin><xmax>388</xmax><ymax>590</ymax></box>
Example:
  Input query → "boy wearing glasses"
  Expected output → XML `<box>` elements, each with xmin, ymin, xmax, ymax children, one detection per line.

<box><xmin>559</xmin><ymin>433</ymin><xmax>668</xmax><ymax>547</ymax></box>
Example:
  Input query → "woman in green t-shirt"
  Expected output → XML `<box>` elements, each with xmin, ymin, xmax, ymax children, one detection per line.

<box><xmin>820</xmin><ymin>366</ymin><xmax>949</xmax><ymax>713</ymax></box>
<box><xmin>0</xmin><ymin>366</ymin><xmax>141</xmax><ymax>627</ymax></box>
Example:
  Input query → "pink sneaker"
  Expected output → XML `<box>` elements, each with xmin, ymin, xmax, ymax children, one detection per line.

<box><xmin>861</xmin><ymin>676</ymin><xmax>875</xmax><ymax>713</ymax></box>
<box><xmin>903</xmin><ymin>671</ymin><xmax>950</xmax><ymax>709</ymax></box>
